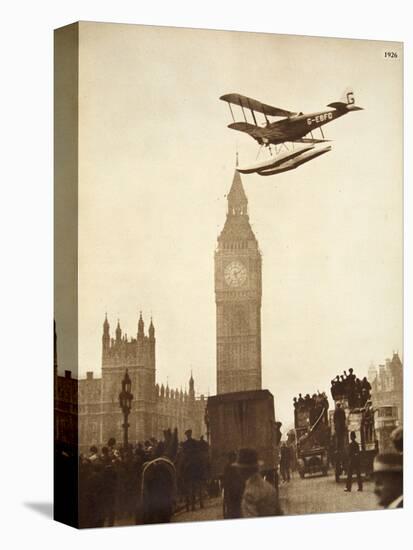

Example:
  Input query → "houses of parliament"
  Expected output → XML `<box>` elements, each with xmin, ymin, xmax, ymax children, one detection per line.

<box><xmin>54</xmin><ymin>170</ymin><xmax>264</xmax><ymax>449</ymax></box>
<box><xmin>55</xmin><ymin>313</ymin><xmax>207</xmax><ymax>449</ymax></box>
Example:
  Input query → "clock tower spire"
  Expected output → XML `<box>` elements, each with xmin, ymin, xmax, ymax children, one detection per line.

<box><xmin>215</xmin><ymin>170</ymin><xmax>262</xmax><ymax>394</ymax></box>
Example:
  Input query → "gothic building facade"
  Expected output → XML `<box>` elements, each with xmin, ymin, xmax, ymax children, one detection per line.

<box><xmin>75</xmin><ymin>314</ymin><xmax>206</xmax><ymax>450</ymax></box>
<box><xmin>369</xmin><ymin>351</ymin><xmax>403</xmax><ymax>451</ymax></box>
<box><xmin>215</xmin><ymin>170</ymin><xmax>262</xmax><ymax>394</ymax></box>
<box><xmin>369</xmin><ymin>351</ymin><xmax>403</xmax><ymax>417</ymax></box>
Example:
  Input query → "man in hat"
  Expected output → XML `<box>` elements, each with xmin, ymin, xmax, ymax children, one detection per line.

<box><xmin>234</xmin><ymin>448</ymin><xmax>282</xmax><ymax>518</ymax></box>
<box><xmin>280</xmin><ymin>442</ymin><xmax>291</xmax><ymax>483</ymax></box>
<box><xmin>372</xmin><ymin>453</ymin><xmax>403</xmax><ymax>508</ymax></box>
<box><xmin>198</xmin><ymin>435</ymin><xmax>210</xmax><ymax>497</ymax></box>
<box><xmin>222</xmin><ymin>451</ymin><xmax>244</xmax><ymax>519</ymax></box>
<box><xmin>344</xmin><ymin>431</ymin><xmax>363</xmax><ymax>492</ymax></box>
<box><xmin>330</xmin><ymin>379</ymin><xmax>337</xmax><ymax>400</ymax></box>
<box><xmin>346</xmin><ymin>370</ymin><xmax>356</xmax><ymax>407</ymax></box>
<box><xmin>182</xmin><ymin>428</ymin><xmax>203</xmax><ymax>511</ymax></box>
<box><xmin>347</xmin><ymin>368</ymin><xmax>356</xmax><ymax>384</ymax></box>
<box><xmin>361</xmin><ymin>376</ymin><xmax>371</xmax><ymax>399</ymax></box>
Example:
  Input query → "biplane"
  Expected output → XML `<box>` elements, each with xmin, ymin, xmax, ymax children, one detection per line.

<box><xmin>220</xmin><ymin>89</ymin><xmax>363</xmax><ymax>175</ymax></box>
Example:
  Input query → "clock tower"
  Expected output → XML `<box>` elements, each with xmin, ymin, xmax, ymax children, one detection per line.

<box><xmin>215</xmin><ymin>170</ymin><xmax>262</xmax><ymax>394</ymax></box>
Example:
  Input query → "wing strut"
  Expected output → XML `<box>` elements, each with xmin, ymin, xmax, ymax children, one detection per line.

<box><xmin>320</xmin><ymin>126</ymin><xmax>325</xmax><ymax>139</ymax></box>
<box><xmin>227</xmin><ymin>103</ymin><xmax>236</xmax><ymax>123</ymax></box>
<box><xmin>246</xmin><ymin>97</ymin><xmax>258</xmax><ymax>125</ymax></box>
<box><xmin>262</xmin><ymin>106</ymin><xmax>270</xmax><ymax>125</ymax></box>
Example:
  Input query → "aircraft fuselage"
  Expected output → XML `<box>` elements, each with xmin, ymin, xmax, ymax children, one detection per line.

<box><xmin>261</xmin><ymin>108</ymin><xmax>348</xmax><ymax>145</ymax></box>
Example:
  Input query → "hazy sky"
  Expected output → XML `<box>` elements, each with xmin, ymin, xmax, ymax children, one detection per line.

<box><xmin>71</xmin><ymin>23</ymin><xmax>402</xmax><ymax>428</ymax></box>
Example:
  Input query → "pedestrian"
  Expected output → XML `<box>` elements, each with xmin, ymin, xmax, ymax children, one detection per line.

<box><xmin>280</xmin><ymin>443</ymin><xmax>291</xmax><ymax>482</ymax></box>
<box><xmin>182</xmin><ymin>429</ymin><xmax>203</xmax><ymax>511</ymax></box>
<box><xmin>234</xmin><ymin>448</ymin><xmax>282</xmax><ymax>518</ymax></box>
<box><xmin>198</xmin><ymin>435</ymin><xmax>210</xmax><ymax>500</ymax></box>
<box><xmin>344</xmin><ymin>431</ymin><xmax>363</xmax><ymax>492</ymax></box>
<box><xmin>372</xmin><ymin>453</ymin><xmax>403</xmax><ymax>508</ymax></box>
<box><xmin>100</xmin><ymin>446</ymin><xmax>117</xmax><ymax>526</ymax></box>
<box><xmin>222</xmin><ymin>451</ymin><xmax>244</xmax><ymax>518</ymax></box>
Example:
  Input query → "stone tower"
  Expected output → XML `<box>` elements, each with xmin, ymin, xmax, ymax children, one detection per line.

<box><xmin>101</xmin><ymin>313</ymin><xmax>156</xmax><ymax>443</ymax></box>
<box><xmin>215</xmin><ymin>170</ymin><xmax>262</xmax><ymax>394</ymax></box>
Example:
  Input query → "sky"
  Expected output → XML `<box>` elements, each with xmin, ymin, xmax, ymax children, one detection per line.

<box><xmin>61</xmin><ymin>22</ymin><xmax>403</xmax><ymax>428</ymax></box>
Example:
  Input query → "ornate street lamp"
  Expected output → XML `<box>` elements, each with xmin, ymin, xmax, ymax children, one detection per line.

<box><xmin>119</xmin><ymin>370</ymin><xmax>133</xmax><ymax>448</ymax></box>
<box><xmin>204</xmin><ymin>405</ymin><xmax>210</xmax><ymax>444</ymax></box>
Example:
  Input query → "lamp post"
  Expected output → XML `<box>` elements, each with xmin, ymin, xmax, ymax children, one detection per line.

<box><xmin>204</xmin><ymin>404</ymin><xmax>210</xmax><ymax>445</ymax></box>
<box><xmin>119</xmin><ymin>369</ymin><xmax>133</xmax><ymax>449</ymax></box>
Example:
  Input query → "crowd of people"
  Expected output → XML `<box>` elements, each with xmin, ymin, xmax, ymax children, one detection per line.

<box><xmin>78</xmin><ymin>428</ymin><xmax>210</xmax><ymax>527</ymax></box>
<box><xmin>77</xmin><ymin>428</ymin><xmax>286</xmax><ymax>527</ymax></box>
<box><xmin>330</xmin><ymin>368</ymin><xmax>371</xmax><ymax>408</ymax></box>
<box><xmin>67</xmin><ymin>422</ymin><xmax>403</xmax><ymax>529</ymax></box>
<box><xmin>293</xmin><ymin>391</ymin><xmax>329</xmax><ymax>426</ymax></box>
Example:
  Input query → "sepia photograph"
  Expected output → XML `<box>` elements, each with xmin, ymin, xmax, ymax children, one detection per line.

<box><xmin>53</xmin><ymin>21</ymin><xmax>404</xmax><ymax>529</ymax></box>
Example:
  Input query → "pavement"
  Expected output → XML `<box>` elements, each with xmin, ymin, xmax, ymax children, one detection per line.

<box><xmin>172</xmin><ymin>497</ymin><xmax>223</xmax><ymax>523</ymax></box>
<box><xmin>172</xmin><ymin>471</ymin><xmax>381</xmax><ymax>523</ymax></box>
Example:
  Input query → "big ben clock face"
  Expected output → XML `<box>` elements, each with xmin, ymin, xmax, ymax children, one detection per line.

<box><xmin>224</xmin><ymin>261</ymin><xmax>247</xmax><ymax>287</ymax></box>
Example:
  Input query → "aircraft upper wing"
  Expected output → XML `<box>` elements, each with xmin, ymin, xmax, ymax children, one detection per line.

<box><xmin>220</xmin><ymin>93</ymin><xmax>297</xmax><ymax>118</ymax></box>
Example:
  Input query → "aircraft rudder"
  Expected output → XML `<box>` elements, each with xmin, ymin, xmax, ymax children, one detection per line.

<box><xmin>340</xmin><ymin>87</ymin><xmax>355</xmax><ymax>105</ymax></box>
<box><xmin>328</xmin><ymin>88</ymin><xmax>363</xmax><ymax>111</ymax></box>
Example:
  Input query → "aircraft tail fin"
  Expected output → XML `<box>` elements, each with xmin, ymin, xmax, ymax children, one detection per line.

<box><xmin>327</xmin><ymin>88</ymin><xmax>363</xmax><ymax>111</ymax></box>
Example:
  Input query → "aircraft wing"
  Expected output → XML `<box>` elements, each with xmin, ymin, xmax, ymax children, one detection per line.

<box><xmin>227</xmin><ymin>121</ymin><xmax>261</xmax><ymax>135</ymax></box>
<box><xmin>292</xmin><ymin>137</ymin><xmax>331</xmax><ymax>144</ymax></box>
<box><xmin>220</xmin><ymin>93</ymin><xmax>297</xmax><ymax>118</ymax></box>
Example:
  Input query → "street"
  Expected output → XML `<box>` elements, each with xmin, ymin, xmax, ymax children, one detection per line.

<box><xmin>278</xmin><ymin>472</ymin><xmax>380</xmax><ymax>516</ymax></box>
<box><xmin>172</xmin><ymin>472</ymin><xmax>380</xmax><ymax>523</ymax></box>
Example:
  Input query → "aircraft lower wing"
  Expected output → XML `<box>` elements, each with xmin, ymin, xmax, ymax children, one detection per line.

<box><xmin>292</xmin><ymin>137</ymin><xmax>331</xmax><ymax>144</ymax></box>
<box><xmin>228</xmin><ymin>122</ymin><xmax>286</xmax><ymax>142</ymax></box>
<box><xmin>227</xmin><ymin>122</ymin><xmax>267</xmax><ymax>140</ymax></box>
<box><xmin>228</xmin><ymin>123</ymin><xmax>329</xmax><ymax>145</ymax></box>
<box><xmin>228</xmin><ymin>121</ymin><xmax>258</xmax><ymax>134</ymax></box>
